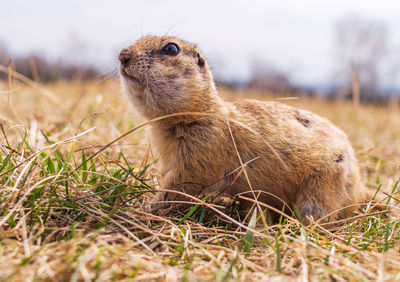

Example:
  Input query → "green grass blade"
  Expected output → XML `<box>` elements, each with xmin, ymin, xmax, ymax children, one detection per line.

<box><xmin>45</xmin><ymin>154</ymin><xmax>56</xmax><ymax>175</ymax></box>
<box><xmin>0</xmin><ymin>124</ymin><xmax>11</xmax><ymax>148</ymax></box>
<box><xmin>275</xmin><ymin>231</ymin><xmax>282</xmax><ymax>273</ymax></box>
<box><xmin>241</xmin><ymin>208</ymin><xmax>257</xmax><ymax>256</ymax></box>
<box><xmin>177</xmin><ymin>194</ymin><xmax>211</xmax><ymax>225</ymax></box>
<box><xmin>0</xmin><ymin>150</ymin><xmax>14</xmax><ymax>173</ymax></box>
<box><xmin>81</xmin><ymin>149</ymin><xmax>88</xmax><ymax>182</ymax></box>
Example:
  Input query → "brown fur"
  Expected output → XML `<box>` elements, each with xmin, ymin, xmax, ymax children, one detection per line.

<box><xmin>118</xmin><ymin>36</ymin><xmax>369</xmax><ymax>223</ymax></box>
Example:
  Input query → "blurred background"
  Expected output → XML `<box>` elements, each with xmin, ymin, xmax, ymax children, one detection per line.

<box><xmin>1</xmin><ymin>0</ymin><xmax>400</xmax><ymax>102</ymax></box>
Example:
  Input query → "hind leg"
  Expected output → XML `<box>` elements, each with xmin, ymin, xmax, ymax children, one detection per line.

<box><xmin>295</xmin><ymin>172</ymin><xmax>349</xmax><ymax>224</ymax></box>
<box><xmin>294</xmin><ymin>149</ymin><xmax>367</xmax><ymax>224</ymax></box>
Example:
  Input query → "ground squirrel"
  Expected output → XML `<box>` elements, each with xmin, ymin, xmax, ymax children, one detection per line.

<box><xmin>119</xmin><ymin>35</ymin><xmax>370</xmax><ymax>223</ymax></box>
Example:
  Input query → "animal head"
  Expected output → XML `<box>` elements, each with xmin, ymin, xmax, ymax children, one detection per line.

<box><xmin>119</xmin><ymin>36</ymin><xmax>217</xmax><ymax>119</ymax></box>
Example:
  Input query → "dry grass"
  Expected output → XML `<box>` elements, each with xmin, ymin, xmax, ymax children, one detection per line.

<box><xmin>0</xmin><ymin>75</ymin><xmax>399</xmax><ymax>281</ymax></box>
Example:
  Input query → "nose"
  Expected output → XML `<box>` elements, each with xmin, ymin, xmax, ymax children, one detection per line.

<box><xmin>119</xmin><ymin>48</ymin><xmax>132</xmax><ymax>64</ymax></box>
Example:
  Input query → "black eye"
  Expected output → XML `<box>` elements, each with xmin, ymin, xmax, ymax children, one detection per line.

<box><xmin>162</xmin><ymin>43</ymin><xmax>180</xmax><ymax>56</ymax></box>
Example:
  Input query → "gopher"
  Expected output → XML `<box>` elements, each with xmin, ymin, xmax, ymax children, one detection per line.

<box><xmin>118</xmin><ymin>35</ymin><xmax>370</xmax><ymax>223</ymax></box>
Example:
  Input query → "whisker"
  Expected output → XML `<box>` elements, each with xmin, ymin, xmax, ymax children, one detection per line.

<box><xmin>97</xmin><ymin>66</ymin><xmax>118</xmax><ymax>78</ymax></box>
<box><xmin>96</xmin><ymin>66</ymin><xmax>119</xmax><ymax>83</ymax></box>
<box><xmin>163</xmin><ymin>20</ymin><xmax>185</xmax><ymax>36</ymax></box>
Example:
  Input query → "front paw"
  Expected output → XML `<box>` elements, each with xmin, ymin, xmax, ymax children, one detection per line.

<box><xmin>296</xmin><ymin>201</ymin><xmax>328</xmax><ymax>225</ymax></box>
<box><xmin>146</xmin><ymin>191</ymin><xmax>169</xmax><ymax>212</ymax></box>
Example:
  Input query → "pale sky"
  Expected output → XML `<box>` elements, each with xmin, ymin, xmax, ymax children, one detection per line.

<box><xmin>1</xmin><ymin>0</ymin><xmax>400</xmax><ymax>87</ymax></box>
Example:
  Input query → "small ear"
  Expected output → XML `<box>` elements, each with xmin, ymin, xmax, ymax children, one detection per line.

<box><xmin>198</xmin><ymin>57</ymin><xmax>205</xmax><ymax>67</ymax></box>
<box><xmin>196</xmin><ymin>53</ymin><xmax>205</xmax><ymax>67</ymax></box>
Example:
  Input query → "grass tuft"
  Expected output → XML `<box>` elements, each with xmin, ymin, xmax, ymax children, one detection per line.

<box><xmin>0</xmin><ymin>78</ymin><xmax>399</xmax><ymax>280</ymax></box>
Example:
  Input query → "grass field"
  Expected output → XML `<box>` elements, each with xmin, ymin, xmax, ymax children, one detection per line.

<box><xmin>0</xmin><ymin>76</ymin><xmax>399</xmax><ymax>281</ymax></box>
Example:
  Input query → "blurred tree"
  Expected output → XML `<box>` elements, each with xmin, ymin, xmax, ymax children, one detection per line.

<box><xmin>247</xmin><ymin>61</ymin><xmax>294</xmax><ymax>95</ymax></box>
<box><xmin>333</xmin><ymin>15</ymin><xmax>388</xmax><ymax>101</ymax></box>
<box><xmin>0</xmin><ymin>42</ymin><xmax>10</xmax><ymax>80</ymax></box>
<box><xmin>0</xmin><ymin>50</ymin><xmax>100</xmax><ymax>83</ymax></box>
<box><xmin>0</xmin><ymin>33</ymin><xmax>100</xmax><ymax>82</ymax></box>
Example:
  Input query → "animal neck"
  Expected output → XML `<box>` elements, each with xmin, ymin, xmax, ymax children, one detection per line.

<box><xmin>154</xmin><ymin>88</ymin><xmax>226</xmax><ymax>128</ymax></box>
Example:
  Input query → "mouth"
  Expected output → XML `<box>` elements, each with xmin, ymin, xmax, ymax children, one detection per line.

<box><xmin>120</xmin><ymin>66</ymin><xmax>142</xmax><ymax>85</ymax></box>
